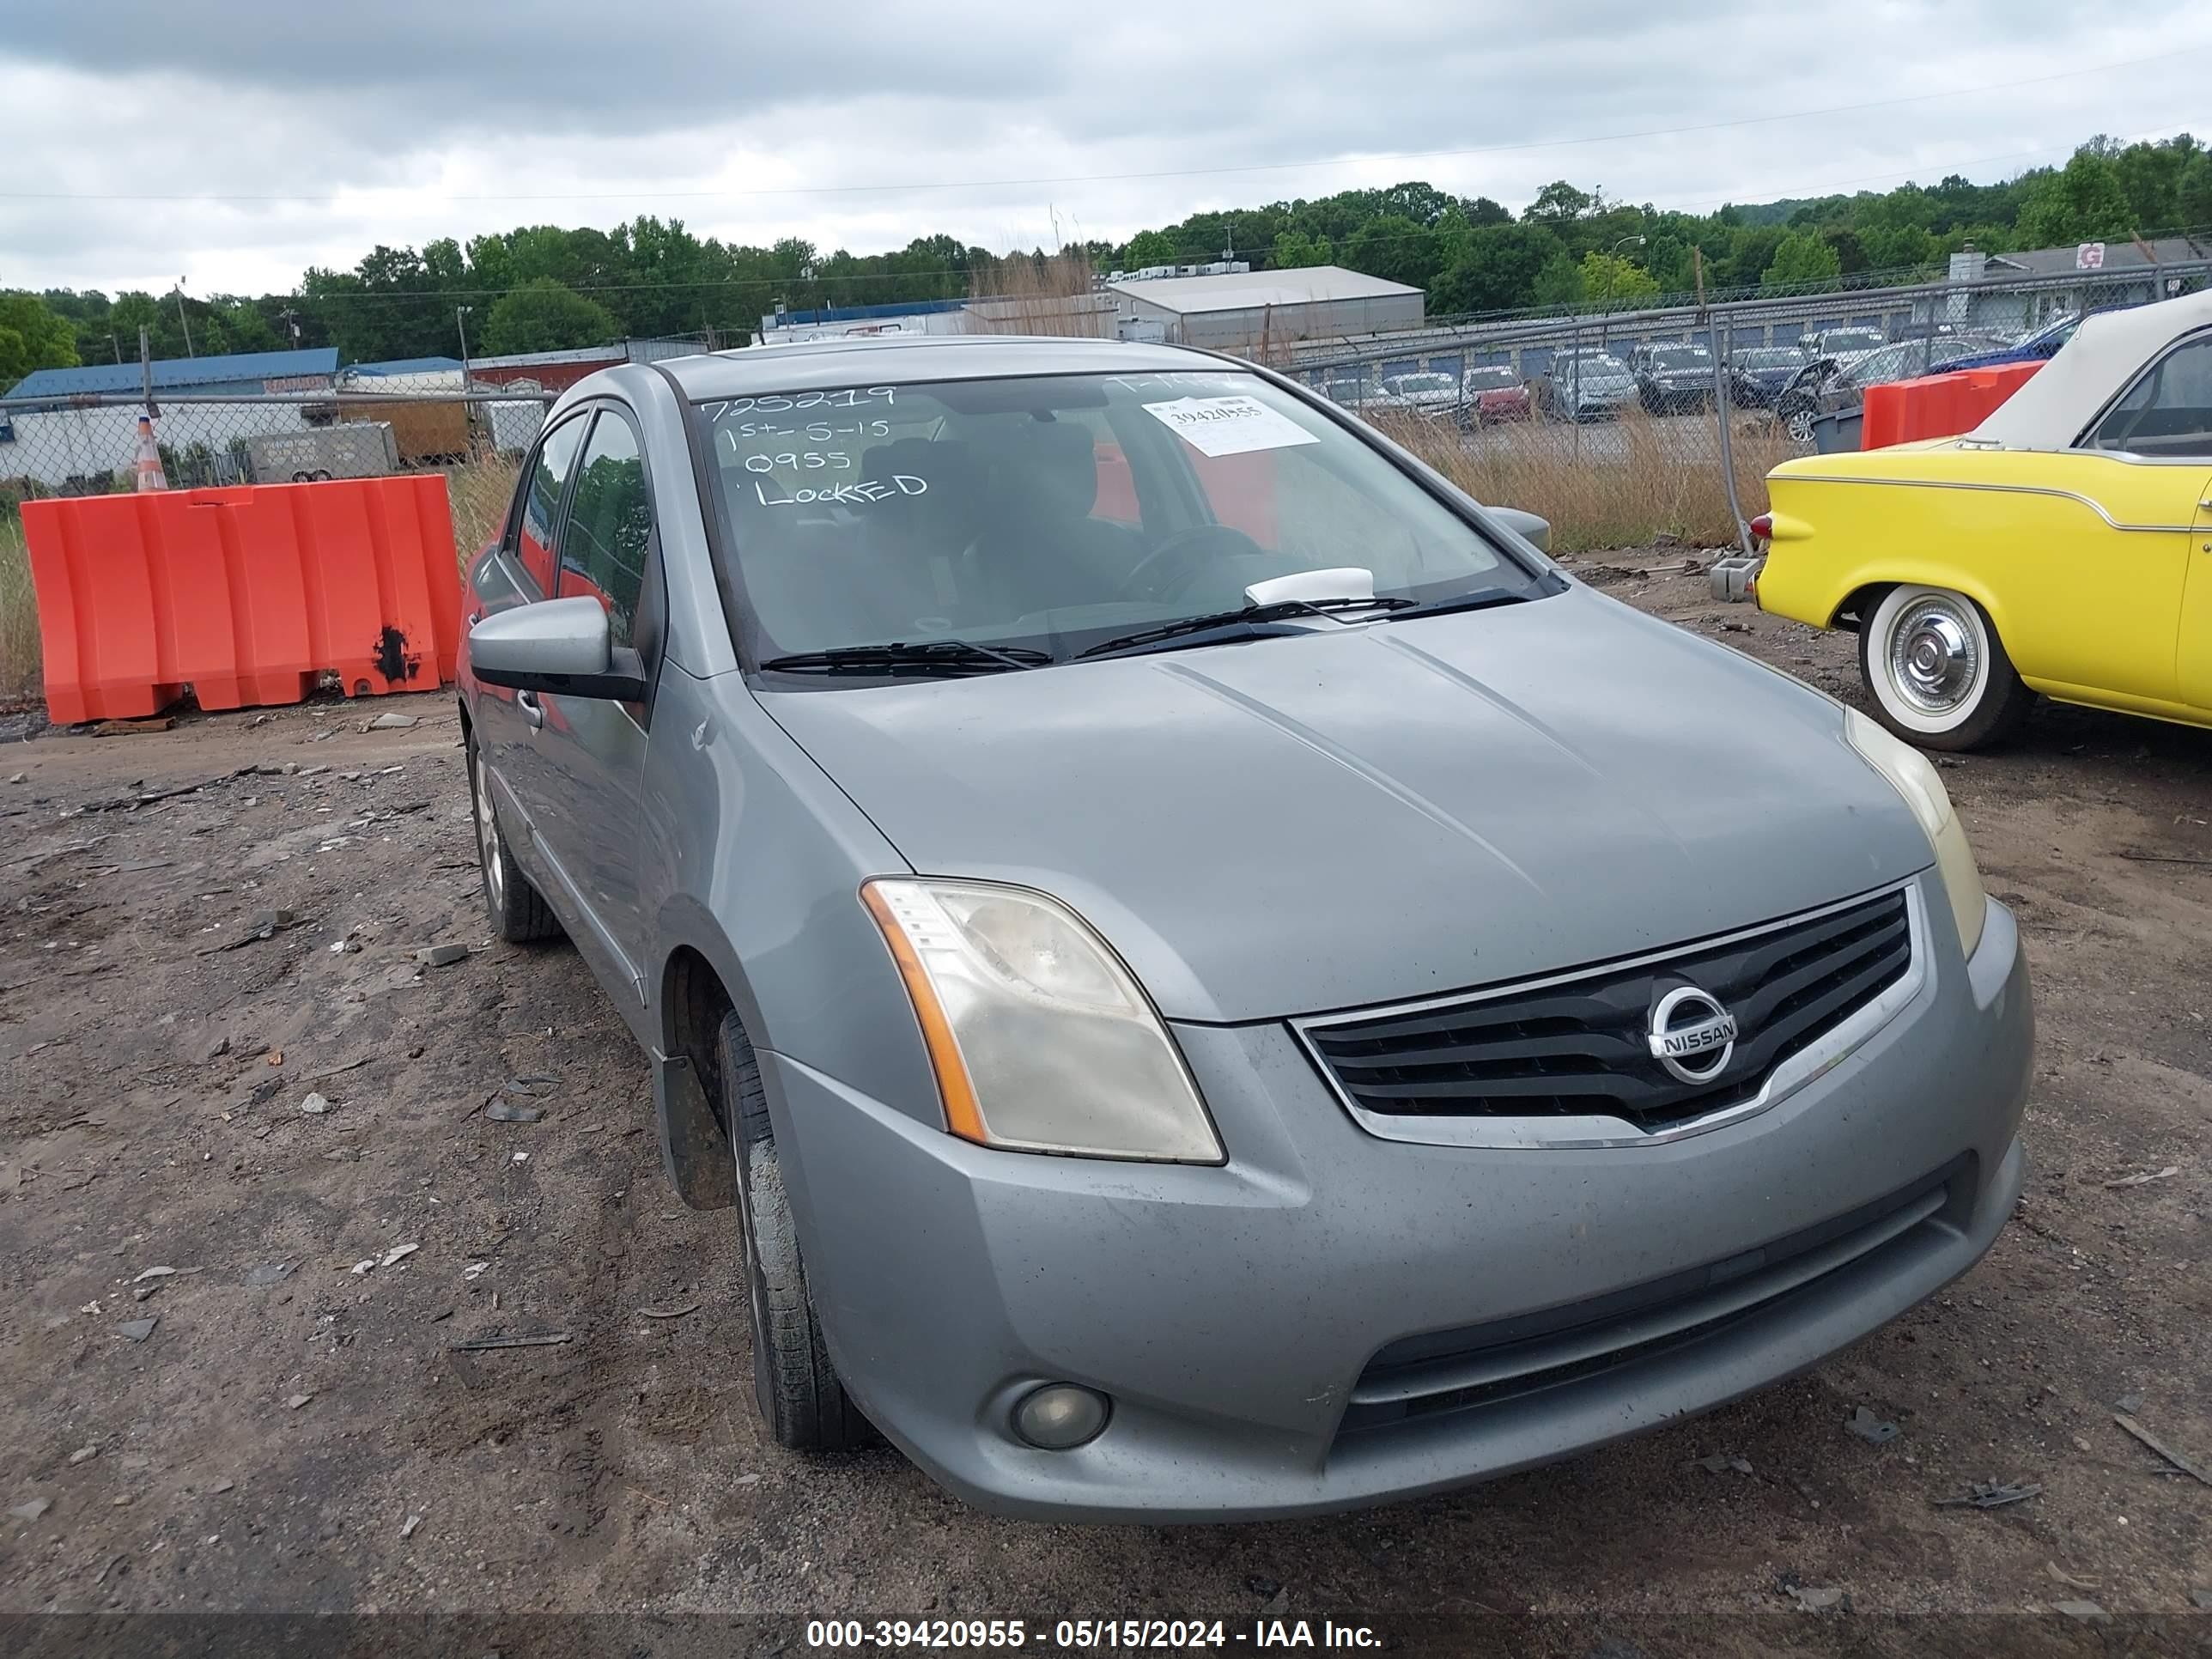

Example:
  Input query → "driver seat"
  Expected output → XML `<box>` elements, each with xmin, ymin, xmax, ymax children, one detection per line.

<box><xmin>965</xmin><ymin>419</ymin><xmax>1141</xmax><ymax>619</ymax></box>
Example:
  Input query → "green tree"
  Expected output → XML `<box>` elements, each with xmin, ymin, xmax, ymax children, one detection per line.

<box><xmin>0</xmin><ymin>290</ymin><xmax>80</xmax><ymax>387</ymax></box>
<box><xmin>2016</xmin><ymin>150</ymin><xmax>2134</xmax><ymax>247</ymax></box>
<box><xmin>1759</xmin><ymin>230</ymin><xmax>1844</xmax><ymax>289</ymax></box>
<box><xmin>1343</xmin><ymin>214</ymin><xmax>1443</xmax><ymax>288</ymax></box>
<box><xmin>1579</xmin><ymin>250</ymin><xmax>1659</xmax><ymax>308</ymax></box>
<box><xmin>1270</xmin><ymin>228</ymin><xmax>1334</xmax><ymax>269</ymax></box>
<box><xmin>1523</xmin><ymin>180</ymin><xmax>1598</xmax><ymax>228</ymax></box>
<box><xmin>1530</xmin><ymin>252</ymin><xmax>1586</xmax><ymax>306</ymax></box>
<box><xmin>1121</xmin><ymin>229</ymin><xmax>1177</xmax><ymax>269</ymax></box>
<box><xmin>2179</xmin><ymin>151</ymin><xmax>2212</xmax><ymax>232</ymax></box>
<box><xmin>480</xmin><ymin>277</ymin><xmax>621</xmax><ymax>355</ymax></box>
<box><xmin>1427</xmin><ymin>224</ymin><xmax>1561</xmax><ymax>314</ymax></box>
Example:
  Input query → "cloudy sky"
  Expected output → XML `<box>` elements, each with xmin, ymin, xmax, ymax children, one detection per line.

<box><xmin>6</xmin><ymin>1</ymin><xmax>2209</xmax><ymax>299</ymax></box>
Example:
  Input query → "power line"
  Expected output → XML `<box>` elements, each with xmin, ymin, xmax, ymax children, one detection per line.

<box><xmin>7</xmin><ymin>47</ymin><xmax>2205</xmax><ymax>205</ymax></box>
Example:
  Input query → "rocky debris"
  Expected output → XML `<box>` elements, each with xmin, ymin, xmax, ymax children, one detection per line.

<box><xmin>2054</xmin><ymin>1601</ymin><xmax>2110</xmax><ymax>1626</ymax></box>
<box><xmin>116</xmin><ymin>1317</ymin><xmax>158</xmax><ymax>1342</ymax></box>
<box><xmin>366</xmin><ymin>713</ymin><xmax>421</xmax><ymax>732</ymax></box>
<box><xmin>244</xmin><ymin>1263</ymin><xmax>293</xmax><ymax>1287</ymax></box>
<box><xmin>68</xmin><ymin>1446</ymin><xmax>97</xmax><ymax>1466</ymax></box>
<box><xmin>415</xmin><ymin>944</ymin><xmax>469</xmax><ymax>969</ymax></box>
<box><xmin>9</xmin><ymin>1497</ymin><xmax>52</xmax><ymax>1522</ymax></box>
<box><xmin>1934</xmin><ymin>1480</ymin><xmax>2042</xmax><ymax>1510</ymax></box>
<box><xmin>300</xmin><ymin>1093</ymin><xmax>331</xmax><ymax>1115</ymax></box>
<box><xmin>1846</xmin><ymin>1406</ymin><xmax>1899</xmax><ymax>1444</ymax></box>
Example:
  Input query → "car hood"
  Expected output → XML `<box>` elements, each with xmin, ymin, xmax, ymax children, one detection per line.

<box><xmin>762</xmin><ymin>587</ymin><xmax>1934</xmax><ymax>1023</ymax></box>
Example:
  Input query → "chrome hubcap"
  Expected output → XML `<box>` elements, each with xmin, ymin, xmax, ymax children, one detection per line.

<box><xmin>474</xmin><ymin>751</ymin><xmax>504</xmax><ymax>910</ymax></box>
<box><xmin>1889</xmin><ymin>599</ymin><xmax>1979</xmax><ymax>714</ymax></box>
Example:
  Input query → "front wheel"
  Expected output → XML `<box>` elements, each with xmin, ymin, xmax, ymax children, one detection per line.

<box><xmin>1859</xmin><ymin>584</ymin><xmax>2033</xmax><ymax>751</ymax></box>
<box><xmin>1783</xmin><ymin>405</ymin><xmax>1816</xmax><ymax>443</ymax></box>
<box><xmin>717</xmin><ymin>1011</ymin><xmax>875</xmax><ymax>1452</ymax></box>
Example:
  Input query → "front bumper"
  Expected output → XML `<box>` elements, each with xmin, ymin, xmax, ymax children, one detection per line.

<box><xmin>765</xmin><ymin>884</ymin><xmax>2031</xmax><ymax>1522</ymax></box>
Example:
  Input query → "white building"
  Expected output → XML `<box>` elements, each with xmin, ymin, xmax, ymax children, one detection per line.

<box><xmin>1105</xmin><ymin>266</ymin><xmax>1425</xmax><ymax>352</ymax></box>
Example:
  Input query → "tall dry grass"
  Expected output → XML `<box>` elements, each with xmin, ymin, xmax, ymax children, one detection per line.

<box><xmin>1375</xmin><ymin>404</ymin><xmax>1797</xmax><ymax>555</ymax></box>
<box><xmin>961</xmin><ymin>249</ymin><xmax>1118</xmax><ymax>337</ymax></box>
<box><xmin>1</xmin><ymin>517</ymin><xmax>37</xmax><ymax>703</ymax></box>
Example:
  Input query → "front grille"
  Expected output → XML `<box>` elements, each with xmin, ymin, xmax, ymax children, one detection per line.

<box><xmin>1336</xmin><ymin>1158</ymin><xmax>1965</xmax><ymax>1437</ymax></box>
<box><xmin>1304</xmin><ymin>888</ymin><xmax>1911</xmax><ymax>1131</ymax></box>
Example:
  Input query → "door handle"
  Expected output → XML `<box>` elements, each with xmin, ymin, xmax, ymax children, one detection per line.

<box><xmin>517</xmin><ymin>690</ymin><xmax>544</xmax><ymax>729</ymax></box>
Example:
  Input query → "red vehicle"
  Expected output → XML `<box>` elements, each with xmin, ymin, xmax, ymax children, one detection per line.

<box><xmin>1457</xmin><ymin>363</ymin><xmax>1531</xmax><ymax>428</ymax></box>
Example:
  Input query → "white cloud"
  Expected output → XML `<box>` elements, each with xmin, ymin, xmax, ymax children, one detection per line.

<box><xmin>3</xmin><ymin>1</ymin><xmax>2206</xmax><ymax>295</ymax></box>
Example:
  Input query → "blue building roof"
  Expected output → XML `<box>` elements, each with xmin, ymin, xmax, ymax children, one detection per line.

<box><xmin>5</xmin><ymin>347</ymin><xmax>340</xmax><ymax>400</ymax></box>
<box><xmin>345</xmin><ymin>356</ymin><xmax>462</xmax><ymax>377</ymax></box>
<box><xmin>772</xmin><ymin>298</ymin><xmax>970</xmax><ymax>325</ymax></box>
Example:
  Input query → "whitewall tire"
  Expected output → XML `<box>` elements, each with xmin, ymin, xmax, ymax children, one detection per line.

<box><xmin>1859</xmin><ymin>584</ymin><xmax>2032</xmax><ymax>751</ymax></box>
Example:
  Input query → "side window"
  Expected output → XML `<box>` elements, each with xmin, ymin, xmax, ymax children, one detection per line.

<box><xmin>555</xmin><ymin>412</ymin><xmax>653</xmax><ymax>649</ymax></box>
<box><xmin>509</xmin><ymin>416</ymin><xmax>587</xmax><ymax>596</ymax></box>
<box><xmin>2085</xmin><ymin>337</ymin><xmax>2212</xmax><ymax>458</ymax></box>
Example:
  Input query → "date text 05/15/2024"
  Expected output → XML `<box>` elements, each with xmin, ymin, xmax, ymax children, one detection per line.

<box><xmin>805</xmin><ymin>1618</ymin><xmax>1383</xmax><ymax>1650</ymax></box>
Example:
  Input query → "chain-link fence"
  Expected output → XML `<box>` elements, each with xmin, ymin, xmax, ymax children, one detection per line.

<box><xmin>5</xmin><ymin>256</ymin><xmax>2209</xmax><ymax>702</ymax></box>
<box><xmin>1278</xmin><ymin>258</ymin><xmax>2212</xmax><ymax>554</ymax></box>
<box><xmin>0</xmin><ymin>388</ymin><xmax>551</xmax><ymax>699</ymax></box>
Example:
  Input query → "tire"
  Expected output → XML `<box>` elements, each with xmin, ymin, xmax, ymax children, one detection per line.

<box><xmin>1859</xmin><ymin>584</ymin><xmax>2033</xmax><ymax>751</ymax></box>
<box><xmin>465</xmin><ymin>728</ymin><xmax>562</xmax><ymax>942</ymax></box>
<box><xmin>1784</xmin><ymin>405</ymin><xmax>1816</xmax><ymax>443</ymax></box>
<box><xmin>717</xmin><ymin>1011</ymin><xmax>874</xmax><ymax>1452</ymax></box>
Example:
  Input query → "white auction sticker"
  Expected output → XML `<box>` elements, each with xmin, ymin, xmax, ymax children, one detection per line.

<box><xmin>1142</xmin><ymin>395</ymin><xmax>1320</xmax><ymax>459</ymax></box>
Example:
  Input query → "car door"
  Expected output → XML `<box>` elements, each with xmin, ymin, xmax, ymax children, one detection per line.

<box><xmin>530</xmin><ymin>404</ymin><xmax>667</xmax><ymax>1002</ymax></box>
<box><xmin>470</xmin><ymin>411</ymin><xmax>588</xmax><ymax>835</ymax></box>
<box><xmin>2099</xmin><ymin>333</ymin><xmax>2212</xmax><ymax>708</ymax></box>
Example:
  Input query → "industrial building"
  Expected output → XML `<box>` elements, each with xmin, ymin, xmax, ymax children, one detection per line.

<box><xmin>1104</xmin><ymin>266</ymin><xmax>1425</xmax><ymax>350</ymax></box>
<box><xmin>4</xmin><ymin>346</ymin><xmax>338</xmax><ymax>405</ymax></box>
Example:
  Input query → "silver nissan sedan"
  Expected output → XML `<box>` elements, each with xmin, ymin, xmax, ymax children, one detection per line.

<box><xmin>457</xmin><ymin>334</ymin><xmax>2032</xmax><ymax>1522</ymax></box>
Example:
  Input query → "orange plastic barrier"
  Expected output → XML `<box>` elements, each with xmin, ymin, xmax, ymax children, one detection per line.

<box><xmin>24</xmin><ymin>475</ymin><xmax>464</xmax><ymax>725</ymax></box>
<box><xmin>1861</xmin><ymin>360</ymin><xmax>2043</xmax><ymax>450</ymax></box>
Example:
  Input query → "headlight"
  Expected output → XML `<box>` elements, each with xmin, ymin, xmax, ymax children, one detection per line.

<box><xmin>1844</xmin><ymin>709</ymin><xmax>1986</xmax><ymax>957</ymax></box>
<box><xmin>861</xmin><ymin>879</ymin><xmax>1223</xmax><ymax>1164</ymax></box>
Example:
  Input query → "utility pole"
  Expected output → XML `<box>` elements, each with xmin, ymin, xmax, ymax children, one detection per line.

<box><xmin>278</xmin><ymin>307</ymin><xmax>301</xmax><ymax>346</ymax></box>
<box><xmin>175</xmin><ymin>278</ymin><xmax>195</xmax><ymax>357</ymax></box>
<box><xmin>456</xmin><ymin>305</ymin><xmax>474</xmax><ymax>388</ymax></box>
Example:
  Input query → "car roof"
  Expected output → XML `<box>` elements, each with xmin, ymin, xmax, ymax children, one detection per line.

<box><xmin>1972</xmin><ymin>286</ymin><xmax>2212</xmax><ymax>449</ymax></box>
<box><xmin>654</xmin><ymin>333</ymin><xmax>1235</xmax><ymax>399</ymax></box>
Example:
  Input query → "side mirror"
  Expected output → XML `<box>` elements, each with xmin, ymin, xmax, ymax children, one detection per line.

<box><xmin>468</xmin><ymin>595</ymin><xmax>648</xmax><ymax>702</ymax></box>
<box><xmin>1488</xmin><ymin>505</ymin><xmax>1551</xmax><ymax>554</ymax></box>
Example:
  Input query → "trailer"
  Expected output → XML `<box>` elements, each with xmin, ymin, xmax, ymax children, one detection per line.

<box><xmin>246</xmin><ymin>422</ymin><xmax>400</xmax><ymax>483</ymax></box>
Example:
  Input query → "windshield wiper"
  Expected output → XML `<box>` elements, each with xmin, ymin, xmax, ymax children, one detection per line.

<box><xmin>1075</xmin><ymin>595</ymin><xmax>1413</xmax><ymax>662</ymax></box>
<box><xmin>759</xmin><ymin>639</ymin><xmax>1052</xmax><ymax>677</ymax></box>
<box><xmin>1382</xmin><ymin>585</ymin><xmax>1535</xmax><ymax>623</ymax></box>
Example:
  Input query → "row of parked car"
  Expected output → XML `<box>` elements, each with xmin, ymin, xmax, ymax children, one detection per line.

<box><xmin>1358</xmin><ymin>315</ymin><xmax>2082</xmax><ymax>441</ymax></box>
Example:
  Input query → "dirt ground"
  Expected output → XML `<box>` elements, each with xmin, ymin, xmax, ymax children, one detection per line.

<box><xmin>3</xmin><ymin>555</ymin><xmax>2209</xmax><ymax>1656</ymax></box>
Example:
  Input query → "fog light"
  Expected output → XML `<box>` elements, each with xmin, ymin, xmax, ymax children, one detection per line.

<box><xmin>1012</xmin><ymin>1383</ymin><xmax>1110</xmax><ymax>1450</ymax></box>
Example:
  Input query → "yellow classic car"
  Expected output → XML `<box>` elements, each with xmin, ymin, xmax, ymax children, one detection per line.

<box><xmin>1754</xmin><ymin>287</ymin><xmax>2212</xmax><ymax>750</ymax></box>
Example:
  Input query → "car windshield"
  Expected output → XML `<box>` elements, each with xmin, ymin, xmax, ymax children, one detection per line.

<box><xmin>1387</xmin><ymin>374</ymin><xmax>1457</xmax><ymax>394</ymax></box>
<box><xmin>1566</xmin><ymin>356</ymin><xmax>1629</xmax><ymax>376</ymax></box>
<box><xmin>1736</xmin><ymin>348</ymin><xmax>1803</xmax><ymax>370</ymax></box>
<box><xmin>696</xmin><ymin>369</ymin><xmax>1541</xmax><ymax>667</ymax></box>
<box><xmin>1464</xmin><ymin>366</ymin><xmax>1518</xmax><ymax>389</ymax></box>
<box><xmin>1649</xmin><ymin>348</ymin><xmax>1710</xmax><ymax>369</ymax></box>
<box><xmin>1822</xmin><ymin>331</ymin><xmax>1884</xmax><ymax>352</ymax></box>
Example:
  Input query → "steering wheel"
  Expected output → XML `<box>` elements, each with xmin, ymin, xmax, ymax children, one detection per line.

<box><xmin>1121</xmin><ymin>524</ymin><xmax>1269</xmax><ymax>603</ymax></box>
